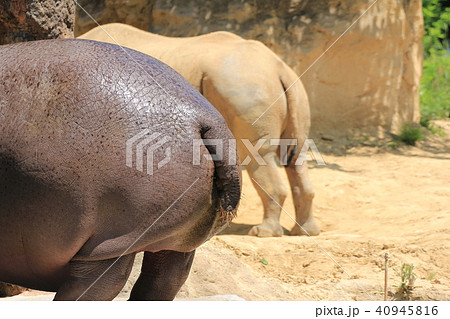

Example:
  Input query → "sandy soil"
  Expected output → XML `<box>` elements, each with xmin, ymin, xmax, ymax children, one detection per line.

<box><xmin>3</xmin><ymin>120</ymin><xmax>450</xmax><ymax>301</ymax></box>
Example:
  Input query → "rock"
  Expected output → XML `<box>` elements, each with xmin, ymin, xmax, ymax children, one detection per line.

<box><xmin>119</xmin><ymin>246</ymin><xmax>302</xmax><ymax>300</ymax></box>
<box><xmin>145</xmin><ymin>0</ymin><xmax>423</xmax><ymax>136</ymax></box>
<box><xmin>321</xmin><ymin>134</ymin><xmax>334</xmax><ymax>142</ymax></box>
<box><xmin>75</xmin><ymin>0</ymin><xmax>155</xmax><ymax>36</ymax></box>
<box><xmin>74</xmin><ymin>0</ymin><xmax>423</xmax><ymax>135</ymax></box>
<box><xmin>0</xmin><ymin>0</ymin><xmax>75</xmax><ymax>44</ymax></box>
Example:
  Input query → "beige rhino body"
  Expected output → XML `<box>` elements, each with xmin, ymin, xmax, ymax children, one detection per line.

<box><xmin>80</xmin><ymin>23</ymin><xmax>319</xmax><ymax>237</ymax></box>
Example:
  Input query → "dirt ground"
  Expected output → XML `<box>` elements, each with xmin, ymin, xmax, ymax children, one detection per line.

<box><xmin>4</xmin><ymin>120</ymin><xmax>450</xmax><ymax>301</ymax></box>
<box><xmin>131</xmin><ymin>119</ymin><xmax>450</xmax><ymax>301</ymax></box>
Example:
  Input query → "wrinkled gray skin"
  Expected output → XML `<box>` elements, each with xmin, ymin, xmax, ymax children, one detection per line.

<box><xmin>0</xmin><ymin>39</ymin><xmax>241</xmax><ymax>300</ymax></box>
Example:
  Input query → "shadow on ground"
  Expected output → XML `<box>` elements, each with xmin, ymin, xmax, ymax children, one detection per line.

<box><xmin>218</xmin><ymin>223</ymin><xmax>291</xmax><ymax>236</ymax></box>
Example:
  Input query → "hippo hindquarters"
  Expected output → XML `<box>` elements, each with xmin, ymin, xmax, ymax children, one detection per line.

<box><xmin>0</xmin><ymin>38</ymin><xmax>242</xmax><ymax>300</ymax></box>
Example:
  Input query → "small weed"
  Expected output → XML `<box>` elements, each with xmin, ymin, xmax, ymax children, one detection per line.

<box><xmin>387</xmin><ymin>141</ymin><xmax>401</xmax><ymax>148</ymax></box>
<box><xmin>420</xmin><ymin>115</ymin><xmax>432</xmax><ymax>129</ymax></box>
<box><xmin>427</xmin><ymin>272</ymin><xmax>437</xmax><ymax>280</ymax></box>
<box><xmin>428</xmin><ymin>124</ymin><xmax>445</xmax><ymax>137</ymax></box>
<box><xmin>399</xmin><ymin>124</ymin><xmax>423</xmax><ymax>146</ymax></box>
<box><xmin>261</xmin><ymin>257</ymin><xmax>268</xmax><ymax>265</ymax></box>
<box><xmin>394</xmin><ymin>263</ymin><xmax>417</xmax><ymax>296</ymax></box>
<box><xmin>420</xmin><ymin>117</ymin><xmax>446</xmax><ymax>136</ymax></box>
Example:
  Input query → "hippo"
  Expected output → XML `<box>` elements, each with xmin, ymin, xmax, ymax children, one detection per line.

<box><xmin>0</xmin><ymin>39</ymin><xmax>241</xmax><ymax>300</ymax></box>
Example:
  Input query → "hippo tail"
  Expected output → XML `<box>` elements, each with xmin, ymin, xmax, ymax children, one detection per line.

<box><xmin>200</xmin><ymin>121</ymin><xmax>242</xmax><ymax>222</ymax></box>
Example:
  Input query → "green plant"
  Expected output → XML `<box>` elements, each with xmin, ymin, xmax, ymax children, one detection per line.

<box><xmin>394</xmin><ymin>263</ymin><xmax>417</xmax><ymax>295</ymax></box>
<box><xmin>422</xmin><ymin>0</ymin><xmax>450</xmax><ymax>57</ymax></box>
<box><xmin>420</xmin><ymin>116</ymin><xmax>446</xmax><ymax>136</ymax></box>
<box><xmin>429</xmin><ymin>123</ymin><xmax>446</xmax><ymax>136</ymax></box>
<box><xmin>387</xmin><ymin>141</ymin><xmax>401</xmax><ymax>148</ymax></box>
<box><xmin>420</xmin><ymin>116</ymin><xmax>432</xmax><ymax>129</ymax></box>
<box><xmin>398</xmin><ymin>124</ymin><xmax>424</xmax><ymax>145</ymax></box>
<box><xmin>420</xmin><ymin>1</ymin><xmax>450</xmax><ymax>122</ymax></box>
<box><xmin>420</xmin><ymin>52</ymin><xmax>450</xmax><ymax>121</ymax></box>
<box><xmin>427</xmin><ymin>272</ymin><xmax>437</xmax><ymax>280</ymax></box>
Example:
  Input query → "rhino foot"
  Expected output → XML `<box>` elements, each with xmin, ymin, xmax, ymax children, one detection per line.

<box><xmin>290</xmin><ymin>219</ymin><xmax>320</xmax><ymax>236</ymax></box>
<box><xmin>248</xmin><ymin>222</ymin><xmax>283</xmax><ymax>237</ymax></box>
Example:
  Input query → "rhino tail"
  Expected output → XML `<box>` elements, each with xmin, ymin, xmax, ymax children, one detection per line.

<box><xmin>279</xmin><ymin>63</ymin><xmax>311</xmax><ymax>166</ymax></box>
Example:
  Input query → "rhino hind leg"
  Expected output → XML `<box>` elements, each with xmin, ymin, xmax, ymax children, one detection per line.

<box><xmin>286</xmin><ymin>163</ymin><xmax>320</xmax><ymax>236</ymax></box>
<box><xmin>129</xmin><ymin>250</ymin><xmax>195</xmax><ymax>301</ymax></box>
<box><xmin>247</xmin><ymin>151</ymin><xmax>289</xmax><ymax>237</ymax></box>
<box><xmin>54</xmin><ymin>254</ymin><xmax>135</xmax><ymax>301</ymax></box>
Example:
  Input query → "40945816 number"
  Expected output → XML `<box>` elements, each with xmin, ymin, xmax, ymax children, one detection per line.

<box><xmin>376</xmin><ymin>305</ymin><xmax>438</xmax><ymax>316</ymax></box>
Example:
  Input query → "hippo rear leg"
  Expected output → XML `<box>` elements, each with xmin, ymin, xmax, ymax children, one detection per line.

<box><xmin>54</xmin><ymin>254</ymin><xmax>136</xmax><ymax>301</ymax></box>
<box><xmin>129</xmin><ymin>250</ymin><xmax>195</xmax><ymax>301</ymax></box>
